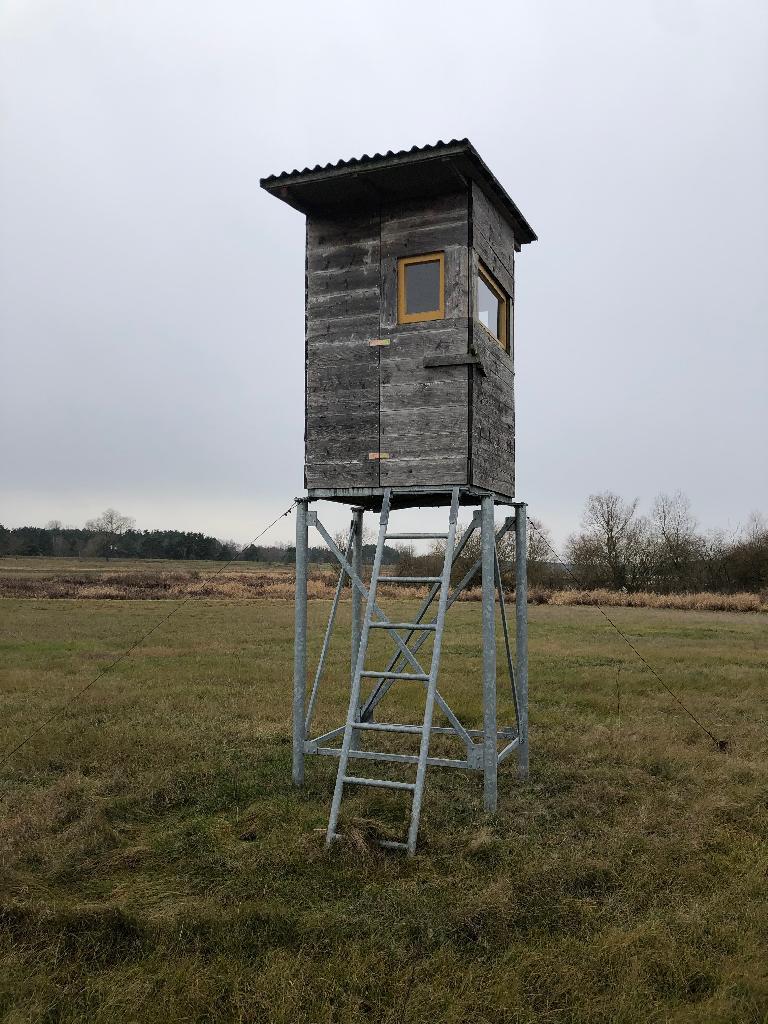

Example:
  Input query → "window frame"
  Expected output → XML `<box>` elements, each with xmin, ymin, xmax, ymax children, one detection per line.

<box><xmin>476</xmin><ymin>262</ymin><xmax>509</xmax><ymax>351</ymax></box>
<box><xmin>397</xmin><ymin>251</ymin><xmax>446</xmax><ymax>325</ymax></box>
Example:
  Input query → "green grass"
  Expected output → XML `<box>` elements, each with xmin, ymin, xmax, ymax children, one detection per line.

<box><xmin>1</xmin><ymin>597</ymin><xmax>766</xmax><ymax>1023</ymax></box>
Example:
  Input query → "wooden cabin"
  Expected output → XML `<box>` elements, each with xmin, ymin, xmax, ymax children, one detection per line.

<box><xmin>261</xmin><ymin>140</ymin><xmax>536</xmax><ymax>508</ymax></box>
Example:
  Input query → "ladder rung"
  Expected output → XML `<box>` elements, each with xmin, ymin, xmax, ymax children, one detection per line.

<box><xmin>370</xmin><ymin>622</ymin><xmax>437</xmax><ymax>630</ymax></box>
<box><xmin>330</xmin><ymin>833</ymin><xmax>408</xmax><ymax>853</ymax></box>
<box><xmin>360</xmin><ymin>670</ymin><xmax>429</xmax><ymax>680</ymax></box>
<box><xmin>343</xmin><ymin>776</ymin><xmax>415</xmax><ymax>792</ymax></box>
<box><xmin>378</xmin><ymin>576</ymin><xmax>441</xmax><ymax>583</ymax></box>
<box><xmin>354</xmin><ymin>722</ymin><xmax>426</xmax><ymax>733</ymax></box>
<box><xmin>385</xmin><ymin>533</ymin><xmax>448</xmax><ymax>540</ymax></box>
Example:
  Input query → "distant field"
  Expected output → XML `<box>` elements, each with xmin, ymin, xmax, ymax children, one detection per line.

<box><xmin>1</xmin><ymin>592</ymin><xmax>766</xmax><ymax>1023</ymax></box>
<box><xmin>1</xmin><ymin>557</ymin><xmax>765</xmax><ymax>611</ymax></box>
<box><xmin>0</xmin><ymin>555</ymin><xmax>299</xmax><ymax>575</ymax></box>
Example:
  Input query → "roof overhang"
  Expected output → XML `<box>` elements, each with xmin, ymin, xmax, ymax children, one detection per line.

<box><xmin>260</xmin><ymin>140</ymin><xmax>537</xmax><ymax>246</ymax></box>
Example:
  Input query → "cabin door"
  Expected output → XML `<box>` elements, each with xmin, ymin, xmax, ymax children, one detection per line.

<box><xmin>378</xmin><ymin>335</ymin><xmax>470</xmax><ymax>487</ymax></box>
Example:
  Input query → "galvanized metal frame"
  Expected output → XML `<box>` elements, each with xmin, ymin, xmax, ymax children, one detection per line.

<box><xmin>292</xmin><ymin>488</ymin><xmax>529</xmax><ymax>852</ymax></box>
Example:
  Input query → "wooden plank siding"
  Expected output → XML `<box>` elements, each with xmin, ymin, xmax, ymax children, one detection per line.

<box><xmin>303</xmin><ymin>186</ymin><xmax>517</xmax><ymax>499</ymax></box>
<box><xmin>305</xmin><ymin>213</ymin><xmax>380</xmax><ymax>488</ymax></box>
<box><xmin>379</xmin><ymin>193</ymin><xmax>471</xmax><ymax>487</ymax></box>
<box><xmin>469</xmin><ymin>184</ymin><xmax>516</xmax><ymax>498</ymax></box>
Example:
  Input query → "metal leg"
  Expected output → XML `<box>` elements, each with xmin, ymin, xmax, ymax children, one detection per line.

<box><xmin>514</xmin><ymin>503</ymin><xmax>529</xmax><ymax>780</ymax></box>
<box><xmin>351</xmin><ymin>508</ymin><xmax>364</xmax><ymax>685</ymax></box>
<box><xmin>293</xmin><ymin>498</ymin><xmax>309</xmax><ymax>786</ymax></box>
<box><xmin>350</xmin><ymin>508</ymin><xmax>364</xmax><ymax>747</ymax></box>
<box><xmin>481</xmin><ymin>495</ymin><xmax>497</xmax><ymax>812</ymax></box>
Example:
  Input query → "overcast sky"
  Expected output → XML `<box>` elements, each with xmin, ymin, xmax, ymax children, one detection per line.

<box><xmin>1</xmin><ymin>0</ymin><xmax>766</xmax><ymax>548</ymax></box>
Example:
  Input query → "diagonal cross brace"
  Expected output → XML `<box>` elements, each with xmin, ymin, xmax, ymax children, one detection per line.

<box><xmin>359</xmin><ymin>516</ymin><xmax>482</xmax><ymax>729</ymax></box>
<box><xmin>361</xmin><ymin>517</ymin><xmax>517</xmax><ymax>726</ymax></box>
<box><xmin>310</xmin><ymin>514</ymin><xmax>428</xmax><ymax>678</ymax></box>
<box><xmin>304</xmin><ymin>521</ymin><xmax>355</xmax><ymax>735</ymax></box>
<box><xmin>495</xmin><ymin>542</ymin><xmax>520</xmax><ymax>725</ymax></box>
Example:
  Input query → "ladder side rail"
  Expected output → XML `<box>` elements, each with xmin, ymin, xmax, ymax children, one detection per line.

<box><xmin>305</xmin><ymin>522</ymin><xmax>355</xmax><ymax>735</ymax></box>
<box><xmin>481</xmin><ymin>495</ymin><xmax>498</xmax><ymax>813</ymax></box>
<box><xmin>406</xmin><ymin>487</ymin><xmax>461</xmax><ymax>855</ymax></box>
<box><xmin>325</xmin><ymin>489</ymin><xmax>392</xmax><ymax>848</ymax></box>
<box><xmin>514</xmin><ymin>503</ymin><xmax>530</xmax><ymax>780</ymax></box>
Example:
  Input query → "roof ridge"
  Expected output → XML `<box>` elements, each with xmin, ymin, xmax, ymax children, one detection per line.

<box><xmin>260</xmin><ymin>139</ymin><xmax>473</xmax><ymax>185</ymax></box>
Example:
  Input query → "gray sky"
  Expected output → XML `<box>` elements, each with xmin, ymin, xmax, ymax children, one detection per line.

<box><xmin>1</xmin><ymin>0</ymin><xmax>766</xmax><ymax>548</ymax></box>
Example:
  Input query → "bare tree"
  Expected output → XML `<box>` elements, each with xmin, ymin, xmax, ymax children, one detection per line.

<box><xmin>84</xmin><ymin>508</ymin><xmax>136</xmax><ymax>561</ymax></box>
<box><xmin>725</xmin><ymin>511</ymin><xmax>768</xmax><ymax>592</ymax></box>
<box><xmin>651</xmin><ymin>491</ymin><xmax>703</xmax><ymax>591</ymax></box>
<box><xmin>429</xmin><ymin>514</ymin><xmax>558</xmax><ymax>590</ymax></box>
<box><xmin>568</xmin><ymin>491</ymin><xmax>653</xmax><ymax>591</ymax></box>
<box><xmin>525</xmin><ymin>518</ymin><xmax>562</xmax><ymax>587</ymax></box>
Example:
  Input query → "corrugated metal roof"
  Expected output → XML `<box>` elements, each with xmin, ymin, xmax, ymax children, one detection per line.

<box><xmin>260</xmin><ymin>139</ymin><xmax>471</xmax><ymax>183</ymax></box>
<box><xmin>260</xmin><ymin>139</ymin><xmax>536</xmax><ymax>244</ymax></box>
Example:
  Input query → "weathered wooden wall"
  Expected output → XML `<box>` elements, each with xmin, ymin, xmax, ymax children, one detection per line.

<box><xmin>304</xmin><ymin>184</ymin><xmax>517</xmax><ymax>499</ymax></box>
<box><xmin>378</xmin><ymin>192</ymin><xmax>470</xmax><ymax>488</ymax></box>
<box><xmin>469</xmin><ymin>183</ymin><xmax>516</xmax><ymax>498</ymax></box>
<box><xmin>305</xmin><ymin>213</ymin><xmax>381</xmax><ymax>488</ymax></box>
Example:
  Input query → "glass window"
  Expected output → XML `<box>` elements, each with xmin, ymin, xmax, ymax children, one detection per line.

<box><xmin>476</xmin><ymin>264</ymin><xmax>508</xmax><ymax>349</ymax></box>
<box><xmin>405</xmin><ymin>259</ymin><xmax>441</xmax><ymax>314</ymax></box>
<box><xmin>397</xmin><ymin>253</ymin><xmax>445</xmax><ymax>324</ymax></box>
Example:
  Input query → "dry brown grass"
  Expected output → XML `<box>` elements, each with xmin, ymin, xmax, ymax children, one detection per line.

<box><xmin>541</xmin><ymin>587</ymin><xmax>768</xmax><ymax>613</ymax></box>
<box><xmin>1</xmin><ymin>562</ymin><xmax>764</xmax><ymax>613</ymax></box>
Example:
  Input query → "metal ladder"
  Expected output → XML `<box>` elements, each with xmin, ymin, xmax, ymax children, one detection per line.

<box><xmin>325</xmin><ymin>486</ymin><xmax>460</xmax><ymax>856</ymax></box>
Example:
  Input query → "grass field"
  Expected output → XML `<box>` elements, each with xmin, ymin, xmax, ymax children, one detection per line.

<box><xmin>0</xmin><ymin>557</ymin><xmax>298</xmax><ymax>575</ymax></box>
<box><xmin>1</xmin><ymin>591</ymin><xmax>766</xmax><ymax>1023</ymax></box>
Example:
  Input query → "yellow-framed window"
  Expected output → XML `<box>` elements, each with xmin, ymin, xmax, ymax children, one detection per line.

<box><xmin>476</xmin><ymin>263</ymin><xmax>509</xmax><ymax>350</ymax></box>
<box><xmin>397</xmin><ymin>252</ymin><xmax>445</xmax><ymax>324</ymax></box>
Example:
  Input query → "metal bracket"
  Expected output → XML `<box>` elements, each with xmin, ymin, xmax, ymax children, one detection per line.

<box><xmin>467</xmin><ymin>744</ymin><xmax>483</xmax><ymax>770</ymax></box>
<box><xmin>423</xmin><ymin>354</ymin><xmax>484</xmax><ymax>373</ymax></box>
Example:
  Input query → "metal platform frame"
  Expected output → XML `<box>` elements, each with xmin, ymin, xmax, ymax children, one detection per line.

<box><xmin>292</xmin><ymin>488</ymin><xmax>529</xmax><ymax>847</ymax></box>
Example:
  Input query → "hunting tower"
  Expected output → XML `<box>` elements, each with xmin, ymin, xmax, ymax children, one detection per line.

<box><xmin>262</xmin><ymin>141</ymin><xmax>536</xmax><ymax>856</ymax></box>
<box><xmin>261</xmin><ymin>139</ymin><xmax>536</xmax><ymax>507</ymax></box>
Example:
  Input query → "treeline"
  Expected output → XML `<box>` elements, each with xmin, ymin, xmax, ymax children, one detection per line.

<box><xmin>396</xmin><ymin>491</ymin><xmax>768</xmax><ymax>596</ymax></box>
<box><xmin>3</xmin><ymin>494</ymin><xmax>766</xmax><ymax>594</ymax></box>
<box><xmin>564</xmin><ymin>492</ymin><xmax>768</xmax><ymax>595</ymax></box>
<box><xmin>0</xmin><ymin>513</ymin><xmax>400</xmax><ymax>566</ymax></box>
<box><xmin>0</xmin><ymin>524</ymin><xmax>244</xmax><ymax>562</ymax></box>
